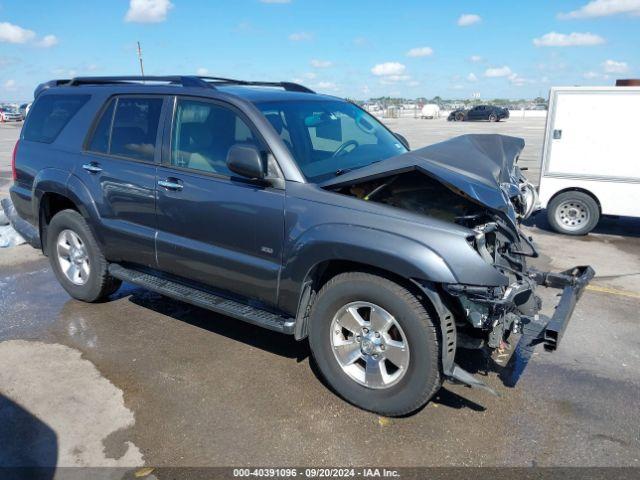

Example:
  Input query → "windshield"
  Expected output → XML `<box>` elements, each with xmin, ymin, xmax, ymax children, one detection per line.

<box><xmin>256</xmin><ymin>100</ymin><xmax>407</xmax><ymax>182</ymax></box>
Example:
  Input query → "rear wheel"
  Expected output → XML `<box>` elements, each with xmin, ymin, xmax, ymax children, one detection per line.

<box><xmin>308</xmin><ymin>272</ymin><xmax>441</xmax><ymax>416</ymax></box>
<box><xmin>489</xmin><ymin>113</ymin><xmax>498</xmax><ymax>122</ymax></box>
<box><xmin>47</xmin><ymin>209</ymin><xmax>121</xmax><ymax>302</ymax></box>
<box><xmin>547</xmin><ymin>191</ymin><xmax>600</xmax><ymax>235</ymax></box>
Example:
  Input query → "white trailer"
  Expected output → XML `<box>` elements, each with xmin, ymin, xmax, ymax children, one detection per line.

<box><xmin>538</xmin><ymin>86</ymin><xmax>640</xmax><ymax>235</ymax></box>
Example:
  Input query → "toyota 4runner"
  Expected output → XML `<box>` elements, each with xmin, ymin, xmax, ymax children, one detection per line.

<box><xmin>8</xmin><ymin>76</ymin><xmax>593</xmax><ymax>416</ymax></box>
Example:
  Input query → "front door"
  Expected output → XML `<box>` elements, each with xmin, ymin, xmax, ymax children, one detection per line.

<box><xmin>155</xmin><ymin>97</ymin><xmax>285</xmax><ymax>306</ymax></box>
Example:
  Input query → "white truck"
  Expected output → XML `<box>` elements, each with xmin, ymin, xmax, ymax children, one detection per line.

<box><xmin>538</xmin><ymin>86</ymin><xmax>640</xmax><ymax>235</ymax></box>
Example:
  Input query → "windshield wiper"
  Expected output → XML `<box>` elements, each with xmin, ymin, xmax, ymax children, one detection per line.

<box><xmin>334</xmin><ymin>160</ymin><xmax>382</xmax><ymax>177</ymax></box>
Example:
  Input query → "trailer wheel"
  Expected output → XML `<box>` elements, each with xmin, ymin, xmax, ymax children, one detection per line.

<box><xmin>547</xmin><ymin>191</ymin><xmax>600</xmax><ymax>235</ymax></box>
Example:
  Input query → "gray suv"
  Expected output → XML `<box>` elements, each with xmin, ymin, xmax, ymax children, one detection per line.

<box><xmin>9</xmin><ymin>76</ymin><xmax>593</xmax><ymax>416</ymax></box>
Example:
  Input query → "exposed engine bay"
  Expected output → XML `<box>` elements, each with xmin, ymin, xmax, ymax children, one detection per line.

<box><xmin>330</xmin><ymin>169</ymin><xmax>540</xmax><ymax>351</ymax></box>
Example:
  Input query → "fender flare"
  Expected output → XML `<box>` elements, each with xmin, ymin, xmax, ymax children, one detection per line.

<box><xmin>278</xmin><ymin>223</ymin><xmax>457</xmax><ymax>317</ymax></box>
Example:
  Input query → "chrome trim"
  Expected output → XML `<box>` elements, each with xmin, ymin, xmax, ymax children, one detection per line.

<box><xmin>81</xmin><ymin>163</ymin><xmax>102</xmax><ymax>173</ymax></box>
<box><xmin>157</xmin><ymin>179</ymin><xmax>183</xmax><ymax>190</ymax></box>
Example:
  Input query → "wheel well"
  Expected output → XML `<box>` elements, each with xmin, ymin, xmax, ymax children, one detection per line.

<box><xmin>310</xmin><ymin>260</ymin><xmax>420</xmax><ymax>296</ymax></box>
<box><xmin>548</xmin><ymin>187</ymin><xmax>601</xmax><ymax>212</ymax></box>
<box><xmin>39</xmin><ymin>193</ymin><xmax>80</xmax><ymax>252</ymax></box>
<box><xmin>295</xmin><ymin>259</ymin><xmax>440</xmax><ymax>339</ymax></box>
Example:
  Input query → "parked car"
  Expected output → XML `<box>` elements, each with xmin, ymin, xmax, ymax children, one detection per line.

<box><xmin>0</xmin><ymin>107</ymin><xmax>23</xmax><ymax>122</ymax></box>
<box><xmin>9</xmin><ymin>75</ymin><xmax>593</xmax><ymax>416</ymax></box>
<box><xmin>538</xmin><ymin>86</ymin><xmax>640</xmax><ymax>235</ymax></box>
<box><xmin>448</xmin><ymin>105</ymin><xmax>509</xmax><ymax>122</ymax></box>
<box><xmin>19</xmin><ymin>102</ymin><xmax>32</xmax><ymax>118</ymax></box>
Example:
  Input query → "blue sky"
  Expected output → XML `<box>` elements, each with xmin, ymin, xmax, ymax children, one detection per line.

<box><xmin>1</xmin><ymin>0</ymin><xmax>639</xmax><ymax>101</ymax></box>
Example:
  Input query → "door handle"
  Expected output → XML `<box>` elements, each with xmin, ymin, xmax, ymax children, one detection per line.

<box><xmin>82</xmin><ymin>163</ymin><xmax>103</xmax><ymax>174</ymax></box>
<box><xmin>158</xmin><ymin>179</ymin><xmax>183</xmax><ymax>191</ymax></box>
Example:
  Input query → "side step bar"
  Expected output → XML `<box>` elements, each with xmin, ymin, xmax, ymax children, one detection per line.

<box><xmin>108</xmin><ymin>264</ymin><xmax>296</xmax><ymax>334</ymax></box>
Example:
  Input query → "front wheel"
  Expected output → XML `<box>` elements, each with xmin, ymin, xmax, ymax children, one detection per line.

<box><xmin>547</xmin><ymin>191</ymin><xmax>600</xmax><ymax>235</ymax></box>
<box><xmin>308</xmin><ymin>272</ymin><xmax>441</xmax><ymax>416</ymax></box>
<box><xmin>489</xmin><ymin>113</ymin><xmax>498</xmax><ymax>122</ymax></box>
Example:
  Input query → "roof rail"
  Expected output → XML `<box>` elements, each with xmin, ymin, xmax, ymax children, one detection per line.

<box><xmin>36</xmin><ymin>75</ymin><xmax>315</xmax><ymax>95</ymax></box>
<box><xmin>197</xmin><ymin>77</ymin><xmax>315</xmax><ymax>94</ymax></box>
<box><xmin>66</xmin><ymin>76</ymin><xmax>214</xmax><ymax>89</ymax></box>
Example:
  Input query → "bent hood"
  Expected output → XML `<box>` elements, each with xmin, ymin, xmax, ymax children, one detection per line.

<box><xmin>322</xmin><ymin>133</ymin><xmax>525</xmax><ymax>217</ymax></box>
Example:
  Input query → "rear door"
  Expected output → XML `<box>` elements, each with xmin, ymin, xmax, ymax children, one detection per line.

<box><xmin>155</xmin><ymin>96</ymin><xmax>285</xmax><ymax>306</ymax></box>
<box><xmin>81</xmin><ymin>95</ymin><xmax>166</xmax><ymax>268</ymax></box>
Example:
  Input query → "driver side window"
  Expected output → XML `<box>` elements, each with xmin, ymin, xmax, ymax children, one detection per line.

<box><xmin>170</xmin><ymin>99</ymin><xmax>256</xmax><ymax>176</ymax></box>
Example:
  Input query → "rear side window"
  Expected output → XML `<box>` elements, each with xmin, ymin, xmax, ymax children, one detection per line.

<box><xmin>23</xmin><ymin>94</ymin><xmax>90</xmax><ymax>143</ymax></box>
<box><xmin>88</xmin><ymin>99</ymin><xmax>115</xmax><ymax>153</ymax></box>
<box><xmin>87</xmin><ymin>96</ymin><xmax>163</xmax><ymax>162</ymax></box>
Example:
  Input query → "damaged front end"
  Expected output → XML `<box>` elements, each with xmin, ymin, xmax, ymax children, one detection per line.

<box><xmin>323</xmin><ymin>134</ymin><xmax>594</xmax><ymax>393</ymax></box>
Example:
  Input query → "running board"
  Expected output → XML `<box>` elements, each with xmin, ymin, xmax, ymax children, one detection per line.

<box><xmin>108</xmin><ymin>264</ymin><xmax>296</xmax><ymax>334</ymax></box>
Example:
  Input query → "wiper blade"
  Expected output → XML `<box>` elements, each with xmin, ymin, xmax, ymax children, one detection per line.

<box><xmin>334</xmin><ymin>160</ymin><xmax>382</xmax><ymax>177</ymax></box>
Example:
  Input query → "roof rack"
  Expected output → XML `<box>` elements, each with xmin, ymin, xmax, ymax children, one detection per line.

<box><xmin>67</xmin><ymin>76</ymin><xmax>213</xmax><ymax>89</ymax></box>
<box><xmin>35</xmin><ymin>75</ymin><xmax>316</xmax><ymax>96</ymax></box>
<box><xmin>197</xmin><ymin>76</ymin><xmax>315</xmax><ymax>94</ymax></box>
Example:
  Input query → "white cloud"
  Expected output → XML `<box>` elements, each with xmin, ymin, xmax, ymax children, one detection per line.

<box><xmin>371</xmin><ymin>62</ymin><xmax>406</xmax><ymax>76</ymax></box>
<box><xmin>602</xmin><ymin>59</ymin><xmax>629</xmax><ymax>73</ymax></box>
<box><xmin>533</xmin><ymin>32</ymin><xmax>605</xmax><ymax>47</ymax></box>
<box><xmin>3</xmin><ymin>79</ymin><xmax>17</xmax><ymax>91</ymax></box>
<box><xmin>407</xmin><ymin>80</ymin><xmax>420</xmax><ymax>87</ymax></box>
<box><xmin>484</xmin><ymin>66</ymin><xmax>513</xmax><ymax>77</ymax></box>
<box><xmin>467</xmin><ymin>73</ymin><xmax>478</xmax><ymax>82</ymax></box>
<box><xmin>310</xmin><ymin>59</ymin><xmax>332</xmax><ymax>68</ymax></box>
<box><xmin>0</xmin><ymin>22</ymin><xmax>36</xmax><ymax>44</ymax></box>
<box><xmin>559</xmin><ymin>0</ymin><xmax>640</xmax><ymax>19</ymax></box>
<box><xmin>289</xmin><ymin>32</ymin><xmax>313</xmax><ymax>41</ymax></box>
<box><xmin>583</xmin><ymin>71</ymin><xmax>610</xmax><ymax>79</ymax></box>
<box><xmin>406</xmin><ymin>46</ymin><xmax>433</xmax><ymax>57</ymax></box>
<box><xmin>469</xmin><ymin>55</ymin><xmax>483</xmax><ymax>63</ymax></box>
<box><xmin>196</xmin><ymin>67</ymin><xmax>209</xmax><ymax>76</ymax></box>
<box><xmin>125</xmin><ymin>0</ymin><xmax>174</xmax><ymax>23</ymax></box>
<box><xmin>457</xmin><ymin>14</ymin><xmax>481</xmax><ymax>26</ymax></box>
<box><xmin>508</xmin><ymin>73</ymin><xmax>530</xmax><ymax>86</ymax></box>
<box><xmin>260</xmin><ymin>0</ymin><xmax>291</xmax><ymax>3</ymax></box>
<box><xmin>314</xmin><ymin>81</ymin><xmax>338</xmax><ymax>92</ymax></box>
<box><xmin>35</xmin><ymin>34</ymin><xmax>58</xmax><ymax>48</ymax></box>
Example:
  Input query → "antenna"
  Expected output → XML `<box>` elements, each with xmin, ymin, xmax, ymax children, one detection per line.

<box><xmin>137</xmin><ymin>41</ymin><xmax>145</xmax><ymax>80</ymax></box>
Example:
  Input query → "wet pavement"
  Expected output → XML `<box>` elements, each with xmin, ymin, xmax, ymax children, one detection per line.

<box><xmin>1</xmin><ymin>120</ymin><xmax>639</xmax><ymax>468</ymax></box>
<box><xmin>1</xmin><ymin>239</ymin><xmax>639</xmax><ymax>467</ymax></box>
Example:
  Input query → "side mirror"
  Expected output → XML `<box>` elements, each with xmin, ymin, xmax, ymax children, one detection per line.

<box><xmin>394</xmin><ymin>133</ymin><xmax>410</xmax><ymax>150</ymax></box>
<box><xmin>227</xmin><ymin>144</ymin><xmax>266</xmax><ymax>180</ymax></box>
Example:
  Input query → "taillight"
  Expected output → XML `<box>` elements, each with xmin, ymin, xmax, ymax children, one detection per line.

<box><xmin>11</xmin><ymin>140</ymin><xmax>19</xmax><ymax>182</ymax></box>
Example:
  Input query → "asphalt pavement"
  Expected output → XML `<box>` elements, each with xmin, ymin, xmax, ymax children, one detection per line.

<box><xmin>1</xmin><ymin>119</ymin><xmax>639</xmax><ymax>469</ymax></box>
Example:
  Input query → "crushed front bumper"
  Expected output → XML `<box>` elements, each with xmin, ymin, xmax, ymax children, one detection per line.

<box><xmin>529</xmin><ymin>265</ymin><xmax>595</xmax><ymax>351</ymax></box>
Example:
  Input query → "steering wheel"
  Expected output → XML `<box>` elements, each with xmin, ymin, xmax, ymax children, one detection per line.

<box><xmin>332</xmin><ymin>140</ymin><xmax>359</xmax><ymax>158</ymax></box>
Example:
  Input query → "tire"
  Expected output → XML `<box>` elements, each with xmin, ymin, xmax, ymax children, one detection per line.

<box><xmin>547</xmin><ymin>191</ymin><xmax>600</xmax><ymax>235</ymax></box>
<box><xmin>47</xmin><ymin>209</ymin><xmax>121</xmax><ymax>302</ymax></box>
<box><xmin>308</xmin><ymin>272</ymin><xmax>441</xmax><ymax>416</ymax></box>
<box><xmin>455</xmin><ymin>113</ymin><xmax>465</xmax><ymax>122</ymax></box>
<box><xmin>489</xmin><ymin>113</ymin><xmax>498</xmax><ymax>122</ymax></box>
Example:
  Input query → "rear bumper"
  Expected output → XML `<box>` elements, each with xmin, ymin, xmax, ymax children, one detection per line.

<box><xmin>529</xmin><ymin>266</ymin><xmax>595</xmax><ymax>351</ymax></box>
